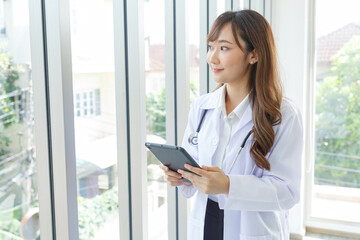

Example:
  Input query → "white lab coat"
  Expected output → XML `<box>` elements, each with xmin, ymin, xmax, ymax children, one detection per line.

<box><xmin>178</xmin><ymin>85</ymin><xmax>303</xmax><ymax>240</ymax></box>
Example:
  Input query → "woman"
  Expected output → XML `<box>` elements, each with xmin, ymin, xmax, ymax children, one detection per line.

<box><xmin>160</xmin><ymin>10</ymin><xmax>303</xmax><ymax>240</ymax></box>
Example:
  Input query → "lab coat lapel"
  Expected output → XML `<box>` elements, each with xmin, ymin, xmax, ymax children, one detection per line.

<box><xmin>233</xmin><ymin>103</ymin><xmax>253</xmax><ymax>136</ymax></box>
<box><xmin>198</xmin><ymin>86</ymin><xmax>223</xmax><ymax>167</ymax></box>
<box><xmin>198</xmin><ymin>107</ymin><xmax>221</xmax><ymax>167</ymax></box>
<box><xmin>209</xmin><ymin>108</ymin><xmax>221</xmax><ymax>164</ymax></box>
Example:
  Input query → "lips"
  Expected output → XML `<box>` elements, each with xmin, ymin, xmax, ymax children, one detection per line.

<box><xmin>212</xmin><ymin>68</ymin><xmax>224</xmax><ymax>73</ymax></box>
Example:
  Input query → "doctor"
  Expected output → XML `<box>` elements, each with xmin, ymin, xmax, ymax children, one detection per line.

<box><xmin>160</xmin><ymin>10</ymin><xmax>303</xmax><ymax>240</ymax></box>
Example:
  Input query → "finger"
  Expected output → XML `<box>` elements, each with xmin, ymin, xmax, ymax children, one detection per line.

<box><xmin>160</xmin><ymin>165</ymin><xmax>182</xmax><ymax>178</ymax></box>
<box><xmin>178</xmin><ymin>169</ymin><xmax>200</xmax><ymax>183</ymax></box>
<box><xmin>169</xmin><ymin>179</ymin><xmax>185</xmax><ymax>186</ymax></box>
<box><xmin>183</xmin><ymin>181</ymin><xmax>192</xmax><ymax>186</ymax></box>
<box><xmin>201</xmin><ymin>165</ymin><xmax>221</xmax><ymax>172</ymax></box>
<box><xmin>166</xmin><ymin>175</ymin><xmax>183</xmax><ymax>183</ymax></box>
<box><xmin>165</xmin><ymin>176</ymin><xmax>185</xmax><ymax>187</ymax></box>
<box><xmin>159</xmin><ymin>165</ymin><xmax>169</xmax><ymax>171</ymax></box>
<box><xmin>184</xmin><ymin>164</ymin><xmax>208</xmax><ymax>177</ymax></box>
<box><xmin>165</xmin><ymin>170</ymin><xmax>183</xmax><ymax>179</ymax></box>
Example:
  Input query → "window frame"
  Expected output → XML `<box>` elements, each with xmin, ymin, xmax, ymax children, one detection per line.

<box><xmin>304</xmin><ymin>0</ymin><xmax>360</xmax><ymax>235</ymax></box>
<box><xmin>28</xmin><ymin>0</ymin><xmax>54</xmax><ymax>239</ymax></box>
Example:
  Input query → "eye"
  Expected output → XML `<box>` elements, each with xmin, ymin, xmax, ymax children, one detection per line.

<box><xmin>221</xmin><ymin>46</ymin><xmax>228</xmax><ymax>51</ymax></box>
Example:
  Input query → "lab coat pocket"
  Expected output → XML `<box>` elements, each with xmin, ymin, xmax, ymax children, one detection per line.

<box><xmin>239</xmin><ymin>234</ymin><xmax>272</xmax><ymax>240</ymax></box>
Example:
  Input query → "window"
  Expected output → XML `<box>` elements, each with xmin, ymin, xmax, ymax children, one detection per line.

<box><xmin>74</xmin><ymin>89</ymin><xmax>101</xmax><ymax>118</ymax></box>
<box><xmin>69</xmin><ymin>0</ymin><xmax>119</xmax><ymax>238</ymax></box>
<box><xmin>311</xmin><ymin>0</ymin><xmax>360</xmax><ymax>228</ymax></box>
<box><xmin>144</xmin><ymin>0</ymin><xmax>168</xmax><ymax>238</ymax></box>
<box><xmin>0</xmin><ymin>1</ymin><xmax>39</xmax><ymax>239</ymax></box>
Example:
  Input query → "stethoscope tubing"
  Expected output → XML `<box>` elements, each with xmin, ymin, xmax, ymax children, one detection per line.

<box><xmin>196</xmin><ymin>109</ymin><xmax>208</xmax><ymax>132</ymax></box>
<box><xmin>227</xmin><ymin>130</ymin><xmax>252</xmax><ymax>173</ymax></box>
<box><xmin>189</xmin><ymin>109</ymin><xmax>253</xmax><ymax>174</ymax></box>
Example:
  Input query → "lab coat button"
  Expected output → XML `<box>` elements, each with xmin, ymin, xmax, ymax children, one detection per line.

<box><xmin>212</xmin><ymin>139</ymin><xmax>218</xmax><ymax>145</ymax></box>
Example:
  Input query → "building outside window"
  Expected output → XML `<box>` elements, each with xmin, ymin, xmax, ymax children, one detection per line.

<box><xmin>74</xmin><ymin>89</ymin><xmax>101</xmax><ymax>118</ymax></box>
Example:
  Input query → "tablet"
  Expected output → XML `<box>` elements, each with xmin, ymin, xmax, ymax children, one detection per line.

<box><xmin>145</xmin><ymin>142</ymin><xmax>200</xmax><ymax>182</ymax></box>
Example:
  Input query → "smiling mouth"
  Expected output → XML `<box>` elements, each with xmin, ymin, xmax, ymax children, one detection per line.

<box><xmin>212</xmin><ymin>68</ymin><xmax>224</xmax><ymax>73</ymax></box>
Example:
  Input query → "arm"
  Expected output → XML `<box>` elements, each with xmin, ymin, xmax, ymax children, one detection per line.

<box><xmin>218</xmin><ymin>106</ymin><xmax>303</xmax><ymax>211</ymax></box>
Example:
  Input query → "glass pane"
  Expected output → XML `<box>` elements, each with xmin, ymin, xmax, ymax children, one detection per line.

<box><xmin>144</xmin><ymin>0</ymin><xmax>168</xmax><ymax>239</ymax></box>
<box><xmin>313</xmin><ymin>0</ymin><xmax>360</xmax><ymax>222</ymax></box>
<box><xmin>0</xmin><ymin>0</ymin><xmax>40</xmax><ymax>239</ymax></box>
<box><xmin>187</xmin><ymin>0</ymin><xmax>200</xmax><ymax>105</ymax></box>
<box><xmin>217</xmin><ymin>0</ymin><xmax>225</xmax><ymax>16</ymax></box>
<box><xmin>69</xmin><ymin>0</ymin><xmax>120</xmax><ymax>239</ymax></box>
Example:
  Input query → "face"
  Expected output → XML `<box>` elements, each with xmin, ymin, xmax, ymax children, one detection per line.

<box><xmin>207</xmin><ymin>23</ymin><xmax>253</xmax><ymax>85</ymax></box>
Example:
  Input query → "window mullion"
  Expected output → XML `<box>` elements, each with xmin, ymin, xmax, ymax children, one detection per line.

<box><xmin>208</xmin><ymin>0</ymin><xmax>217</xmax><ymax>92</ymax></box>
<box><xmin>125</xmin><ymin>0</ymin><xmax>147</xmax><ymax>239</ymax></box>
<box><xmin>199</xmin><ymin>0</ymin><xmax>209</xmax><ymax>95</ymax></box>
<box><xmin>28</xmin><ymin>0</ymin><xmax>54</xmax><ymax>239</ymax></box>
<box><xmin>113</xmin><ymin>0</ymin><xmax>131</xmax><ymax>239</ymax></box>
<box><xmin>175</xmin><ymin>0</ymin><xmax>190</xmax><ymax>239</ymax></box>
<box><xmin>43</xmin><ymin>0</ymin><xmax>79</xmax><ymax>238</ymax></box>
<box><xmin>165</xmin><ymin>0</ymin><xmax>177</xmax><ymax>239</ymax></box>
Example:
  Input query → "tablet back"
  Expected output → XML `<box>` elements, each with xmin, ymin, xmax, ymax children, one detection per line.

<box><xmin>145</xmin><ymin>142</ymin><xmax>200</xmax><ymax>173</ymax></box>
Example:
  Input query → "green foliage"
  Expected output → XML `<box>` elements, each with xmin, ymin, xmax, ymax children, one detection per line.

<box><xmin>0</xmin><ymin>218</ymin><xmax>22</xmax><ymax>240</ymax></box>
<box><xmin>145</xmin><ymin>81</ymin><xmax>199</xmax><ymax>140</ymax></box>
<box><xmin>315</xmin><ymin>36</ymin><xmax>360</xmax><ymax>188</ymax></box>
<box><xmin>0</xmin><ymin>134</ymin><xmax>11</xmax><ymax>155</ymax></box>
<box><xmin>0</xmin><ymin>42</ymin><xmax>23</xmax><ymax>156</ymax></box>
<box><xmin>146</xmin><ymin>88</ymin><xmax>166</xmax><ymax>140</ymax></box>
<box><xmin>190</xmin><ymin>80</ymin><xmax>200</xmax><ymax>104</ymax></box>
<box><xmin>78</xmin><ymin>187</ymin><xmax>119</xmax><ymax>240</ymax></box>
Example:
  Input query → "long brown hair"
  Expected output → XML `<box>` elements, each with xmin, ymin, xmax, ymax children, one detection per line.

<box><xmin>208</xmin><ymin>10</ymin><xmax>282</xmax><ymax>171</ymax></box>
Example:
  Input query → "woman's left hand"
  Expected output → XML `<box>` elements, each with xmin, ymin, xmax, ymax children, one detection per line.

<box><xmin>178</xmin><ymin>164</ymin><xmax>229</xmax><ymax>195</ymax></box>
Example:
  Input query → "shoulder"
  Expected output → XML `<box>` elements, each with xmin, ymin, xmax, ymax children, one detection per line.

<box><xmin>280</xmin><ymin>98</ymin><xmax>302</xmax><ymax>122</ymax></box>
<box><xmin>191</xmin><ymin>86</ymin><xmax>223</xmax><ymax>111</ymax></box>
<box><xmin>271</xmin><ymin>98</ymin><xmax>303</xmax><ymax>147</ymax></box>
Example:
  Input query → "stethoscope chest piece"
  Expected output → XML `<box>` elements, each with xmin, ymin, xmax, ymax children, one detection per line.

<box><xmin>188</xmin><ymin>132</ymin><xmax>199</xmax><ymax>146</ymax></box>
<box><xmin>188</xmin><ymin>109</ymin><xmax>208</xmax><ymax>146</ymax></box>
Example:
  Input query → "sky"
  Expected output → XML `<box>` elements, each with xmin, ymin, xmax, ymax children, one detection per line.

<box><xmin>316</xmin><ymin>0</ymin><xmax>360</xmax><ymax>38</ymax></box>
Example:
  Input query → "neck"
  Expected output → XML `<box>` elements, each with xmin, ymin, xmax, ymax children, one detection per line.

<box><xmin>225</xmin><ymin>79</ymin><xmax>251</xmax><ymax>108</ymax></box>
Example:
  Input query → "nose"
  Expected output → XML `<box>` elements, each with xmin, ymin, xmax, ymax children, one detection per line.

<box><xmin>207</xmin><ymin>47</ymin><xmax>220</xmax><ymax>65</ymax></box>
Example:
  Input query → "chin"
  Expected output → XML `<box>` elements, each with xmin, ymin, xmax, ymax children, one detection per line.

<box><xmin>214</xmin><ymin>79</ymin><xmax>228</xmax><ymax>85</ymax></box>
<box><xmin>213</xmin><ymin>77</ymin><xmax>225</xmax><ymax>84</ymax></box>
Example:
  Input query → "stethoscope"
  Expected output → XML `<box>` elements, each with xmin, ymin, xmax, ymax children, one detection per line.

<box><xmin>188</xmin><ymin>109</ymin><xmax>253</xmax><ymax>173</ymax></box>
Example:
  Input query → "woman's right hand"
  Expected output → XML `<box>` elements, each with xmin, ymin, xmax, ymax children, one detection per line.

<box><xmin>160</xmin><ymin>165</ymin><xmax>192</xmax><ymax>186</ymax></box>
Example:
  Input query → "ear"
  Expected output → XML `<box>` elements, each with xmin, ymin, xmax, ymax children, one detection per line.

<box><xmin>248</xmin><ymin>49</ymin><xmax>258</xmax><ymax>64</ymax></box>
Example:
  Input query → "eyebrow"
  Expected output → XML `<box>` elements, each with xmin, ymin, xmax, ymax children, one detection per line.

<box><xmin>218</xmin><ymin>39</ymin><xmax>234</xmax><ymax>44</ymax></box>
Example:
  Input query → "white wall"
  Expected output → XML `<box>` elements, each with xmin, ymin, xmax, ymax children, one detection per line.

<box><xmin>271</xmin><ymin>0</ymin><xmax>308</xmax><ymax>236</ymax></box>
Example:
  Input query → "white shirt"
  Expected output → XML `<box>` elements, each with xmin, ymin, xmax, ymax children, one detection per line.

<box><xmin>209</xmin><ymin>86</ymin><xmax>250</xmax><ymax>202</ymax></box>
